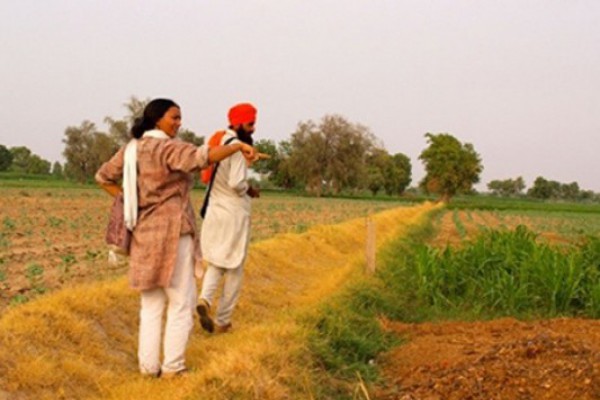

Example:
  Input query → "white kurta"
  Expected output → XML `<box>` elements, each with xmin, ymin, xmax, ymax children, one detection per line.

<box><xmin>200</xmin><ymin>130</ymin><xmax>251</xmax><ymax>269</ymax></box>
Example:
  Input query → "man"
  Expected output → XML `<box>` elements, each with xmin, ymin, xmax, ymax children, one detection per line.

<box><xmin>197</xmin><ymin>102</ymin><xmax>259</xmax><ymax>334</ymax></box>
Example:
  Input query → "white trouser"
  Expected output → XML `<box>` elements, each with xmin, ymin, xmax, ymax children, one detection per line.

<box><xmin>199</xmin><ymin>263</ymin><xmax>244</xmax><ymax>327</ymax></box>
<box><xmin>138</xmin><ymin>235</ymin><xmax>196</xmax><ymax>375</ymax></box>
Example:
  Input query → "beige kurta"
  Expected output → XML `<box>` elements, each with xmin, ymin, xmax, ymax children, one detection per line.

<box><xmin>96</xmin><ymin>137</ymin><xmax>209</xmax><ymax>290</ymax></box>
<box><xmin>201</xmin><ymin>130</ymin><xmax>251</xmax><ymax>269</ymax></box>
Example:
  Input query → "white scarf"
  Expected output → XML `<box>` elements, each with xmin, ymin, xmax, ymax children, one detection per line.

<box><xmin>123</xmin><ymin>129</ymin><xmax>170</xmax><ymax>230</ymax></box>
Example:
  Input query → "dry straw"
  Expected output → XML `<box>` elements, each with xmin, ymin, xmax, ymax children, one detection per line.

<box><xmin>0</xmin><ymin>202</ymin><xmax>437</xmax><ymax>400</ymax></box>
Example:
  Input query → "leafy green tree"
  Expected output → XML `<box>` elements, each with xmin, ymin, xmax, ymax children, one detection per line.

<box><xmin>90</xmin><ymin>133</ymin><xmax>119</xmax><ymax>173</ymax></box>
<box><xmin>123</xmin><ymin>96</ymin><xmax>148</xmax><ymax>124</ymax></box>
<box><xmin>578</xmin><ymin>190</ymin><xmax>595</xmax><ymax>202</ymax></box>
<box><xmin>0</xmin><ymin>145</ymin><xmax>13</xmax><ymax>171</ymax></box>
<box><xmin>367</xmin><ymin>166</ymin><xmax>385</xmax><ymax>195</ymax></box>
<box><xmin>51</xmin><ymin>161</ymin><xmax>63</xmax><ymax>178</ymax></box>
<box><xmin>487</xmin><ymin>176</ymin><xmax>525</xmax><ymax>197</ymax></box>
<box><xmin>560</xmin><ymin>182</ymin><xmax>580</xmax><ymax>200</ymax></box>
<box><xmin>178</xmin><ymin>129</ymin><xmax>204</xmax><ymax>146</ymax></box>
<box><xmin>272</xmin><ymin>141</ymin><xmax>297</xmax><ymax>190</ymax></box>
<box><xmin>287</xmin><ymin>121</ymin><xmax>326</xmax><ymax>195</ymax></box>
<box><xmin>527</xmin><ymin>177</ymin><xmax>561</xmax><ymax>199</ymax></box>
<box><xmin>63</xmin><ymin>121</ymin><xmax>118</xmax><ymax>182</ymax></box>
<box><xmin>8</xmin><ymin>146</ymin><xmax>32</xmax><ymax>172</ymax></box>
<box><xmin>418</xmin><ymin>133</ymin><xmax>483</xmax><ymax>202</ymax></box>
<box><xmin>26</xmin><ymin>155</ymin><xmax>51</xmax><ymax>174</ymax></box>
<box><xmin>104</xmin><ymin>117</ymin><xmax>130</xmax><ymax>147</ymax></box>
<box><xmin>367</xmin><ymin>149</ymin><xmax>412</xmax><ymax>196</ymax></box>
<box><xmin>323</xmin><ymin>116</ymin><xmax>376</xmax><ymax>193</ymax></box>
<box><xmin>253</xmin><ymin>139</ymin><xmax>279</xmax><ymax>177</ymax></box>
<box><xmin>104</xmin><ymin>96</ymin><xmax>149</xmax><ymax>146</ymax></box>
<box><xmin>287</xmin><ymin>115</ymin><xmax>377</xmax><ymax>196</ymax></box>
<box><xmin>386</xmin><ymin>153</ymin><xmax>412</xmax><ymax>195</ymax></box>
<box><xmin>366</xmin><ymin>148</ymin><xmax>390</xmax><ymax>196</ymax></box>
<box><xmin>252</xmin><ymin>139</ymin><xmax>298</xmax><ymax>190</ymax></box>
<box><xmin>7</xmin><ymin>146</ymin><xmax>51</xmax><ymax>174</ymax></box>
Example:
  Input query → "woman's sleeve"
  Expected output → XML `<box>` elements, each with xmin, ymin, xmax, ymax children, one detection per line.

<box><xmin>164</xmin><ymin>141</ymin><xmax>210</xmax><ymax>173</ymax></box>
<box><xmin>95</xmin><ymin>146</ymin><xmax>126</xmax><ymax>185</ymax></box>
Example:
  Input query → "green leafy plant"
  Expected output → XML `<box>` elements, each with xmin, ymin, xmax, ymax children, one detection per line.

<box><xmin>2</xmin><ymin>217</ymin><xmax>15</xmax><ymax>230</ymax></box>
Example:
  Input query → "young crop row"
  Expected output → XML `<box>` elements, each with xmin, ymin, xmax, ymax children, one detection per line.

<box><xmin>388</xmin><ymin>224</ymin><xmax>600</xmax><ymax>320</ymax></box>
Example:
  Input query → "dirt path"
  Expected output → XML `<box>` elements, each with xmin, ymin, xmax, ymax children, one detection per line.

<box><xmin>375</xmin><ymin>210</ymin><xmax>600</xmax><ymax>400</ymax></box>
<box><xmin>376</xmin><ymin>318</ymin><xmax>600</xmax><ymax>400</ymax></box>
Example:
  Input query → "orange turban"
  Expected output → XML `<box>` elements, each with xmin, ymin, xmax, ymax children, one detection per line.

<box><xmin>228</xmin><ymin>103</ymin><xmax>257</xmax><ymax>126</ymax></box>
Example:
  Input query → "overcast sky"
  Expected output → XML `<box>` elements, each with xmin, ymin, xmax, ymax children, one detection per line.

<box><xmin>1</xmin><ymin>1</ymin><xmax>599</xmax><ymax>191</ymax></box>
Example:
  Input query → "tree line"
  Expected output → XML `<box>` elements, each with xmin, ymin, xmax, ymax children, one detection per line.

<box><xmin>488</xmin><ymin>176</ymin><xmax>597</xmax><ymax>202</ymax></box>
<box><xmin>0</xmin><ymin>144</ymin><xmax>59</xmax><ymax>176</ymax></box>
<box><xmin>1</xmin><ymin>96</ymin><xmax>598</xmax><ymax>203</ymax></box>
<box><xmin>60</xmin><ymin>97</ymin><xmax>415</xmax><ymax>197</ymax></box>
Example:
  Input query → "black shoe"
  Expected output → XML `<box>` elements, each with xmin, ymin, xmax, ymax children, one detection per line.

<box><xmin>196</xmin><ymin>299</ymin><xmax>214</xmax><ymax>333</ymax></box>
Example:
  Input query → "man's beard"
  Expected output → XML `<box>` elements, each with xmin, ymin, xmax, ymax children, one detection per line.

<box><xmin>235</xmin><ymin>126</ymin><xmax>254</xmax><ymax>145</ymax></box>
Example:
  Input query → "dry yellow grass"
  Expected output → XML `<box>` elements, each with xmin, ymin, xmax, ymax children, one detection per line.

<box><xmin>0</xmin><ymin>202</ymin><xmax>438</xmax><ymax>400</ymax></box>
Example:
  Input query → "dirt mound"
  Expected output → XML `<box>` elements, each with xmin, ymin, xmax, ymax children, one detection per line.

<box><xmin>376</xmin><ymin>318</ymin><xmax>600</xmax><ymax>399</ymax></box>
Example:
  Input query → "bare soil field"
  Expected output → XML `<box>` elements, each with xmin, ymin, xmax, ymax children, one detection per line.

<box><xmin>0</xmin><ymin>188</ymin><xmax>401</xmax><ymax>312</ymax></box>
<box><xmin>377</xmin><ymin>317</ymin><xmax>600</xmax><ymax>399</ymax></box>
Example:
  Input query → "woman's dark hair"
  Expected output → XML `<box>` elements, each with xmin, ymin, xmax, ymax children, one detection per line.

<box><xmin>131</xmin><ymin>98</ymin><xmax>179</xmax><ymax>138</ymax></box>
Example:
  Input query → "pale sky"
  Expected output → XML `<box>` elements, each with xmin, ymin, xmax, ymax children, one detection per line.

<box><xmin>1</xmin><ymin>1</ymin><xmax>599</xmax><ymax>191</ymax></box>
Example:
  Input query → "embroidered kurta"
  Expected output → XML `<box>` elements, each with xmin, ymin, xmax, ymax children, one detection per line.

<box><xmin>96</xmin><ymin>137</ymin><xmax>209</xmax><ymax>290</ymax></box>
<box><xmin>201</xmin><ymin>130</ymin><xmax>251</xmax><ymax>269</ymax></box>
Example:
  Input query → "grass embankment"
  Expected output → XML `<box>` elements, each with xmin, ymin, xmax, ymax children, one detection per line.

<box><xmin>0</xmin><ymin>202</ymin><xmax>438</xmax><ymax>399</ymax></box>
<box><xmin>303</xmin><ymin>205</ymin><xmax>443</xmax><ymax>397</ymax></box>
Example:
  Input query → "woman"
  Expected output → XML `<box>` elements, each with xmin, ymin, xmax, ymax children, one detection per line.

<box><xmin>95</xmin><ymin>98</ymin><xmax>256</xmax><ymax>378</ymax></box>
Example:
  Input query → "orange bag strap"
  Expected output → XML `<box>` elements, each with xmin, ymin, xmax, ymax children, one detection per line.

<box><xmin>200</xmin><ymin>135</ymin><xmax>237</xmax><ymax>218</ymax></box>
<box><xmin>200</xmin><ymin>131</ymin><xmax>227</xmax><ymax>184</ymax></box>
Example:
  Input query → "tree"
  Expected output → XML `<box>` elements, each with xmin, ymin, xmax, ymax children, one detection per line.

<box><xmin>51</xmin><ymin>161</ymin><xmax>63</xmax><ymax>178</ymax></box>
<box><xmin>487</xmin><ymin>177</ymin><xmax>525</xmax><ymax>197</ymax></box>
<box><xmin>178</xmin><ymin>129</ymin><xmax>204</xmax><ymax>146</ymax></box>
<box><xmin>365</xmin><ymin>148</ymin><xmax>411</xmax><ymax>196</ymax></box>
<box><xmin>560</xmin><ymin>182</ymin><xmax>580</xmax><ymax>200</ymax></box>
<box><xmin>7</xmin><ymin>146</ymin><xmax>51</xmax><ymax>174</ymax></box>
<box><xmin>527</xmin><ymin>177</ymin><xmax>561</xmax><ymax>199</ymax></box>
<box><xmin>367</xmin><ymin>166</ymin><xmax>385</xmax><ymax>195</ymax></box>
<box><xmin>104</xmin><ymin>96</ymin><xmax>149</xmax><ymax>146</ymax></box>
<box><xmin>287</xmin><ymin>120</ymin><xmax>326</xmax><ymax>195</ymax></box>
<box><xmin>8</xmin><ymin>146</ymin><xmax>32</xmax><ymax>172</ymax></box>
<box><xmin>241</xmin><ymin>139</ymin><xmax>298</xmax><ymax>189</ymax></box>
<box><xmin>578</xmin><ymin>190</ymin><xmax>595</xmax><ymax>202</ymax></box>
<box><xmin>104</xmin><ymin>117</ymin><xmax>130</xmax><ymax>147</ymax></box>
<box><xmin>0</xmin><ymin>145</ymin><xmax>13</xmax><ymax>171</ymax></box>
<box><xmin>63</xmin><ymin>121</ymin><xmax>118</xmax><ymax>182</ymax></box>
<box><xmin>253</xmin><ymin>139</ymin><xmax>279</xmax><ymax>177</ymax></box>
<box><xmin>270</xmin><ymin>140</ymin><xmax>297</xmax><ymax>190</ymax></box>
<box><xmin>26</xmin><ymin>155</ymin><xmax>51</xmax><ymax>174</ymax></box>
<box><xmin>287</xmin><ymin>115</ymin><xmax>378</xmax><ymax>196</ymax></box>
<box><xmin>386</xmin><ymin>153</ymin><xmax>412</xmax><ymax>195</ymax></box>
<box><xmin>419</xmin><ymin>133</ymin><xmax>483</xmax><ymax>202</ymax></box>
<box><xmin>366</xmin><ymin>148</ymin><xmax>390</xmax><ymax>196</ymax></box>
